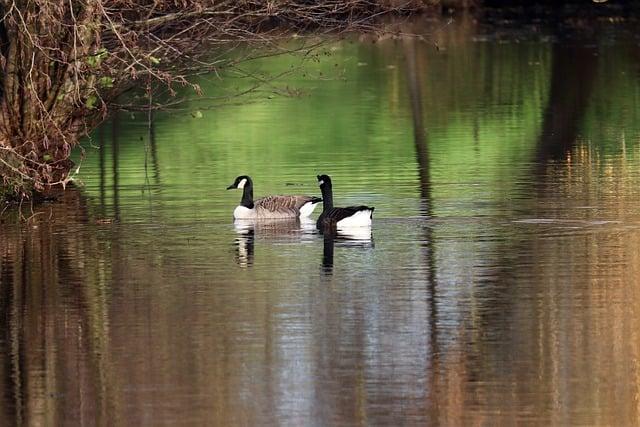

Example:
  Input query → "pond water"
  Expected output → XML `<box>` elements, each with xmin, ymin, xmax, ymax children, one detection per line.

<box><xmin>2</xmin><ymin>16</ymin><xmax>640</xmax><ymax>426</ymax></box>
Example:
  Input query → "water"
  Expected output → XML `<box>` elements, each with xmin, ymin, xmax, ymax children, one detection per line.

<box><xmin>2</xmin><ymin>16</ymin><xmax>640</xmax><ymax>426</ymax></box>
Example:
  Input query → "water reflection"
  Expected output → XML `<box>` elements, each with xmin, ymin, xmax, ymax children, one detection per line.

<box><xmin>403</xmin><ymin>31</ymin><xmax>441</xmax><ymax>421</ymax></box>
<box><xmin>402</xmin><ymin>26</ymin><xmax>431</xmax><ymax>215</ymax></box>
<box><xmin>321</xmin><ymin>229</ymin><xmax>374</xmax><ymax>275</ymax></box>
<box><xmin>233</xmin><ymin>225</ymin><xmax>254</xmax><ymax>267</ymax></box>
<box><xmin>232</xmin><ymin>218</ymin><xmax>315</xmax><ymax>267</ymax></box>
<box><xmin>232</xmin><ymin>218</ymin><xmax>373</xmax><ymax>275</ymax></box>
<box><xmin>111</xmin><ymin>115</ymin><xmax>121</xmax><ymax>221</ymax></box>
<box><xmin>0</xmin><ymin>190</ymin><xmax>116</xmax><ymax>426</ymax></box>
<box><xmin>535</xmin><ymin>42</ymin><xmax>598</xmax><ymax>164</ymax></box>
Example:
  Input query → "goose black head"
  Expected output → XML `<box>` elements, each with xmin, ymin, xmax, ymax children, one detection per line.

<box><xmin>227</xmin><ymin>175</ymin><xmax>252</xmax><ymax>190</ymax></box>
<box><xmin>317</xmin><ymin>174</ymin><xmax>332</xmax><ymax>189</ymax></box>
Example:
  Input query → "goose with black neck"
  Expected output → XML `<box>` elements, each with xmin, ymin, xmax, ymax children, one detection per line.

<box><xmin>316</xmin><ymin>174</ymin><xmax>374</xmax><ymax>230</ymax></box>
<box><xmin>226</xmin><ymin>175</ymin><xmax>322</xmax><ymax>219</ymax></box>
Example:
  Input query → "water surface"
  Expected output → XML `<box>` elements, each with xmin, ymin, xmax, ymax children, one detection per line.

<box><xmin>1</xmin><ymin>17</ymin><xmax>640</xmax><ymax>426</ymax></box>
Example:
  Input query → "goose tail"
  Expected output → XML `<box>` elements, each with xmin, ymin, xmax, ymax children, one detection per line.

<box><xmin>337</xmin><ymin>208</ymin><xmax>374</xmax><ymax>228</ymax></box>
<box><xmin>299</xmin><ymin>197</ymin><xmax>323</xmax><ymax>217</ymax></box>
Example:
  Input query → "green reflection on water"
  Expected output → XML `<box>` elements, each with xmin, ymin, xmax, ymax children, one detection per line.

<box><xmin>78</xmin><ymin>35</ymin><xmax>550</xmax><ymax>222</ymax></box>
<box><xmin>77</xmin><ymin>26</ymin><xmax>640</xmax><ymax>224</ymax></box>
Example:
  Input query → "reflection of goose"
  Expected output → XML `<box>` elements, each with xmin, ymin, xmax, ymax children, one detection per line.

<box><xmin>233</xmin><ymin>218</ymin><xmax>315</xmax><ymax>240</ymax></box>
<box><xmin>232</xmin><ymin>218</ymin><xmax>315</xmax><ymax>267</ymax></box>
<box><xmin>316</xmin><ymin>174</ymin><xmax>374</xmax><ymax>230</ymax></box>
<box><xmin>322</xmin><ymin>228</ymin><xmax>374</xmax><ymax>275</ymax></box>
<box><xmin>234</xmin><ymin>228</ymin><xmax>255</xmax><ymax>268</ymax></box>
<box><xmin>226</xmin><ymin>175</ymin><xmax>322</xmax><ymax>219</ymax></box>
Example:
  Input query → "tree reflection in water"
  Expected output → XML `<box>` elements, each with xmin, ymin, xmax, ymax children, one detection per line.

<box><xmin>0</xmin><ymin>190</ymin><xmax>117</xmax><ymax>426</ymax></box>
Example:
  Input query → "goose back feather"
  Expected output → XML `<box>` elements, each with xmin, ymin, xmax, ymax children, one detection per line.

<box><xmin>256</xmin><ymin>195</ymin><xmax>321</xmax><ymax>213</ymax></box>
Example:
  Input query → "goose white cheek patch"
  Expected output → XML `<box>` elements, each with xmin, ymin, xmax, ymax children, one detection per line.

<box><xmin>237</xmin><ymin>178</ymin><xmax>247</xmax><ymax>189</ymax></box>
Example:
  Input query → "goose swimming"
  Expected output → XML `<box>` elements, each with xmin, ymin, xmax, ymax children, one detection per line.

<box><xmin>316</xmin><ymin>174</ymin><xmax>374</xmax><ymax>229</ymax></box>
<box><xmin>226</xmin><ymin>175</ymin><xmax>322</xmax><ymax>219</ymax></box>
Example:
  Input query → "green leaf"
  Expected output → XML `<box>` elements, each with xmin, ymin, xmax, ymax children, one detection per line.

<box><xmin>191</xmin><ymin>110</ymin><xmax>203</xmax><ymax>119</ymax></box>
<box><xmin>85</xmin><ymin>95</ymin><xmax>98</xmax><ymax>109</ymax></box>
<box><xmin>87</xmin><ymin>48</ymin><xmax>108</xmax><ymax>68</ymax></box>
<box><xmin>98</xmin><ymin>76</ymin><xmax>114</xmax><ymax>88</ymax></box>
<box><xmin>42</xmin><ymin>154</ymin><xmax>52</xmax><ymax>162</ymax></box>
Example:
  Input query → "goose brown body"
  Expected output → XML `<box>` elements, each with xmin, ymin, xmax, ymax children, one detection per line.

<box><xmin>227</xmin><ymin>176</ymin><xmax>322</xmax><ymax>219</ymax></box>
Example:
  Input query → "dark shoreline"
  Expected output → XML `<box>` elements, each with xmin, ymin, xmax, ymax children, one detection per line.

<box><xmin>438</xmin><ymin>0</ymin><xmax>639</xmax><ymax>21</ymax></box>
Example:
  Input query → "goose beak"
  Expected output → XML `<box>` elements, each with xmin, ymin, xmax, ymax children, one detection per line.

<box><xmin>226</xmin><ymin>184</ymin><xmax>235</xmax><ymax>190</ymax></box>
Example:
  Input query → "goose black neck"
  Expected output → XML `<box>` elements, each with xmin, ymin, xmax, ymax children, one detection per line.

<box><xmin>240</xmin><ymin>179</ymin><xmax>254</xmax><ymax>208</ymax></box>
<box><xmin>319</xmin><ymin>183</ymin><xmax>333</xmax><ymax>211</ymax></box>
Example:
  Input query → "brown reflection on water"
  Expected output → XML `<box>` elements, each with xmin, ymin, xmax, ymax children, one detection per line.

<box><xmin>402</xmin><ymin>26</ymin><xmax>444</xmax><ymax>425</ymax></box>
<box><xmin>0</xmin><ymin>191</ymin><xmax>117</xmax><ymax>426</ymax></box>
<box><xmin>2</xmin><ymin>157</ymin><xmax>640</xmax><ymax>425</ymax></box>
<box><xmin>444</xmin><ymin>147</ymin><xmax>640</xmax><ymax>426</ymax></box>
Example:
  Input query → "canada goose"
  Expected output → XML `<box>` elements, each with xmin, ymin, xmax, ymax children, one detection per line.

<box><xmin>316</xmin><ymin>174</ymin><xmax>374</xmax><ymax>229</ymax></box>
<box><xmin>226</xmin><ymin>175</ymin><xmax>322</xmax><ymax>219</ymax></box>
